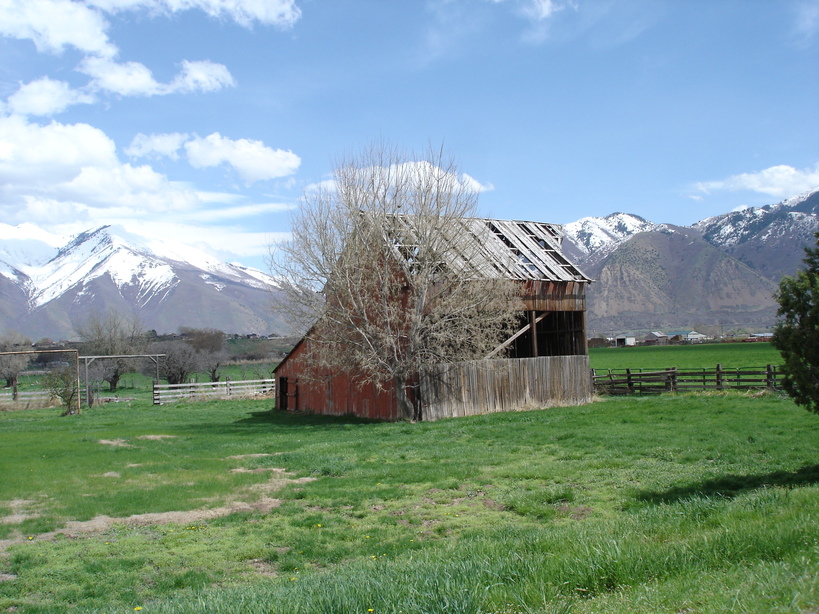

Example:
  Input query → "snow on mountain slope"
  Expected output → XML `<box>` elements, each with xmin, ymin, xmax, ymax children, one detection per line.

<box><xmin>20</xmin><ymin>227</ymin><xmax>178</xmax><ymax>309</ymax></box>
<box><xmin>562</xmin><ymin>212</ymin><xmax>666</xmax><ymax>269</ymax></box>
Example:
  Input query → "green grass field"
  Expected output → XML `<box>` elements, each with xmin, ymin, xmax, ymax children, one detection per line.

<box><xmin>1</xmin><ymin>389</ymin><xmax>817</xmax><ymax>613</ymax></box>
<box><xmin>589</xmin><ymin>341</ymin><xmax>782</xmax><ymax>371</ymax></box>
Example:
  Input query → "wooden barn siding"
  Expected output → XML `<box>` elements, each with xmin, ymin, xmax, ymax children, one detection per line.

<box><xmin>419</xmin><ymin>355</ymin><xmax>592</xmax><ymax>421</ymax></box>
<box><xmin>521</xmin><ymin>280</ymin><xmax>586</xmax><ymax>312</ymax></box>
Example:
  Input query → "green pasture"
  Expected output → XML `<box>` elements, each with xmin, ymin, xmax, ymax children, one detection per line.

<box><xmin>1</xmin><ymin>390</ymin><xmax>818</xmax><ymax>613</ymax></box>
<box><xmin>589</xmin><ymin>341</ymin><xmax>782</xmax><ymax>371</ymax></box>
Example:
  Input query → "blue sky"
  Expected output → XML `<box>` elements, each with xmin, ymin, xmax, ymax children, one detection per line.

<box><xmin>1</xmin><ymin>0</ymin><xmax>818</xmax><ymax>271</ymax></box>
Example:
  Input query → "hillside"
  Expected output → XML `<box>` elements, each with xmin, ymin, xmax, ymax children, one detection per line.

<box><xmin>562</xmin><ymin>187</ymin><xmax>818</xmax><ymax>333</ymax></box>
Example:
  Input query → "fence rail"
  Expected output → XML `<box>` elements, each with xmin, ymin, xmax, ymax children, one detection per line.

<box><xmin>592</xmin><ymin>364</ymin><xmax>781</xmax><ymax>395</ymax></box>
<box><xmin>0</xmin><ymin>390</ymin><xmax>53</xmax><ymax>402</ymax></box>
<box><xmin>153</xmin><ymin>378</ymin><xmax>275</xmax><ymax>405</ymax></box>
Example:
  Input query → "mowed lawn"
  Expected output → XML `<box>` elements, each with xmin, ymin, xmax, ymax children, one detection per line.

<box><xmin>1</xmin><ymin>390</ymin><xmax>818</xmax><ymax>613</ymax></box>
<box><xmin>589</xmin><ymin>341</ymin><xmax>782</xmax><ymax>371</ymax></box>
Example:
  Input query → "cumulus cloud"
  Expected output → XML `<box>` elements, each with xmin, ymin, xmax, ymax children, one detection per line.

<box><xmin>170</xmin><ymin>60</ymin><xmax>236</xmax><ymax>92</ymax></box>
<box><xmin>0</xmin><ymin>115</ymin><xmax>118</xmax><ymax>182</ymax></box>
<box><xmin>185</xmin><ymin>133</ymin><xmax>301</xmax><ymax>184</ymax></box>
<box><xmin>695</xmin><ymin>164</ymin><xmax>819</xmax><ymax>199</ymax></box>
<box><xmin>7</xmin><ymin>77</ymin><xmax>95</xmax><ymax>116</ymax></box>
<box><xmin>126</xmin><ymin>132</ymin><xmax>190</xmax><ymax>159</ymax></box>
<box><xmin>0</xmin><ymin>0</ymin><xmax>116</xmax><ymax>57</ymax></box>
<box><xmin>79</xmin><ymin>57</ymin><xmax>234</xmax><ymax>97</ymax></box>
<box><xmin>0</xmin><ymin>115</ymin><xmax>206</xmax><ymax>227</ymax></box>
<box><xmin>0</xmin><ymin>0</ymin><xmax>301</xmax><ymax>59</ymax></box>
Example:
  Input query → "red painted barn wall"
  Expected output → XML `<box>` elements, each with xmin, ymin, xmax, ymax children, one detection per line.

<box><xmin>274</xmin><ymin>338</ymin><xmax>413</xmax><ymax>421</ymax></box>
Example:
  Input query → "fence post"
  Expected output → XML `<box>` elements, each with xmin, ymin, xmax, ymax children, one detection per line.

<box><xmin>152</xmin><ymin>380</ymin><xmax>159</xmax><ymax>405</ymax></box>
<box><xmin>626</xmin><ymin>368</ymin><xmax>634</xmax><ymax>394</ymax></box>
<box><xmin>670</xmin><ymin>368</ymin><xmax>677</xmax><ymax>392</ymax></box>
<box><xmin>226</xmin><ymin>376</ymin><xmax>231</xmax><ymax>397</ymax></box>
<box><xmin>766</xmin><ymin>364</ymin><xmax>774</xmax><ymax>389</ymax></box>
<box><xmin>716</xmin><ymin>364</ymin><xmax>723</xmax><ymax>390</ymax></box>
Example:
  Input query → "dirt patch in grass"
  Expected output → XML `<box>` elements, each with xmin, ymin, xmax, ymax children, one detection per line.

<box><xmin>231</xmin><ymin>467</ymin><xmax>287</xmax><ymax>474</ymax></box>
<box><xmin>227</xmin><ymin>453</ymin><xmax>280</xmax><ymax>459</ymax></box>
<box><xmin>0</xmin><ymin>500</ymin><xmax>39</xmax><ymax>525</ymax></box>
<box><xmin>98</xmin><ymin>438</ymin><xmax>132</xmax><ymax>447</ymax></box>
<box><xmin>0</xmin><ymin>472</ymin><xmax>316</xmax><ymax>552</ymax></box>
<box><xmin>137</xmin><ymin>435</ymin><xmax>178</xmax><ymax>441</ymax></box>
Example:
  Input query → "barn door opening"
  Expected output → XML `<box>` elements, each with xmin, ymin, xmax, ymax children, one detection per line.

<box><xmin>278</xmin><ymin>377</ymin><xmax>298</xmax><ymax>412</ymax></box>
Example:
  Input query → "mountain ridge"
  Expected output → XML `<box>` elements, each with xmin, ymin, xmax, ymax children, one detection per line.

<box><xmin>561</xmin><ymin>187</ymin><xmax>819</xmax><ymax>333</ymax></box>
<box><xmin>2</xmin><ymin>187</ymin><xmax>817</xmax><ymax>340</ymax></box>
<box><xmin>0</xmin><ymin>224</ymin><xmax>291</xmax><ymax>341</ymax></box>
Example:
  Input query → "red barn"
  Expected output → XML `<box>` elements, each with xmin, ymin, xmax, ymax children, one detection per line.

<box><xmin>274</xmin><ymin>217</ymin><xmax>592</xmax><ymax>421</ymax></box>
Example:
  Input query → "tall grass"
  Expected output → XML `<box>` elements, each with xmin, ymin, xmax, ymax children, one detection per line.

<box><xmin>1</xmin><ymin>392</ymin><xmax>817</xmax><ymax>612</ymax></box>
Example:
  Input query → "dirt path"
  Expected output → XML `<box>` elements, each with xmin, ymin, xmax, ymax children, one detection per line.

<box><xmin>0</xmin><ymin>469</ymin><xmax>315</xmax><ymax>553</ymax></box>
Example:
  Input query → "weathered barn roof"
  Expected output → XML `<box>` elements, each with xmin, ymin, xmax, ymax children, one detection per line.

<box><xmin>385</xmin><ymin>215</ymin><xmax>591</xmax><ymax>283</ymax></box>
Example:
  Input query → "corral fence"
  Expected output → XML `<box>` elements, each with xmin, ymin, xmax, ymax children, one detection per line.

<box><xmin>153</xmin><ymin>378</ymin><xmax>275</xmax><ymax>405</ymax></box>
<box><xmin>592</xmin><ymin>364</ymin><xmax>781</xmax><ymax>395</ymax></box>
<box><xmin>0</xmin><ymin>390</ymin><xmax>53</xmax><ymax>403</ymax></box>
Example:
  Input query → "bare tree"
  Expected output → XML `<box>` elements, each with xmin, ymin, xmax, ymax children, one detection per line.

<box><xmin>149</xmin><ymin>340</ymin><xmax>200</xmax><ymax>385</ymax></box>
<box><xmin>270</xmin><ymin>143</ymin><xmax>519</xmax><ymax>420</ymax></box>
<box><xmin>75</xmin><ymin>310</ymin><xmax>144</xmax><ymax>391</ymax></box>
<box><xmin>0</xmin><ymin>331</ymin><xmax>32</xmax><ymax>400</ymax></box>
<box><xmin>180</xmin><ymin>328</ymin><xmax>228</xmax><ymax>381</ymax></box>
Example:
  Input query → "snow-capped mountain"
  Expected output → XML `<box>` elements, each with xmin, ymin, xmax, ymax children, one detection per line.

<box><xmin>0</xmin><ymin>224</ymin><xmax>291</xmax><ymax>341</ymax></box>
<box><xmin>559</xmin><ymin>187</ymin><xmax>819</xmax><ymax>333</ymax></box>
<box><xmin>693</xmin><ymin>188</ymin><xmax>819</xmax><ymax>281</ymax></box>
<box><xmin>562</xmin><ymin>212</ymin><xmax>666</xmax><ymax>270</ymax></box>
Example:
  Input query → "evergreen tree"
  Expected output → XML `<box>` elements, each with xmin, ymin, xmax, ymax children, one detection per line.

<box><xmin>772</xmin><ymin>232</ymin><xmax>819</xmax><ymax>413</ymax></box>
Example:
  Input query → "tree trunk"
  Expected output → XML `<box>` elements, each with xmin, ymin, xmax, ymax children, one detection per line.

<box><xmin>394</xmin><ymin>374</ymin><xmax>416</xmax><ymax>421</ymax></box>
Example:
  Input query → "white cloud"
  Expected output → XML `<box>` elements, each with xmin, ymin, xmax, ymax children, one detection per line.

<box><xmin>86</xmin><ymin>0</ymin><xmax>302</xmax><ymax>28</ymax></box>
<box><xmin>7</xmin><ymin>77</ymin><xmax>96</xmax><ymax>116</ymax></box>
<box><xmin>0</xmin><ymin>115</ymin><xmax>118</xmax><ymax>183</ymax></box>
<box><xmin>695</xmin><ymin>164</ymin><xmax>819</xmax><ymax>199</ymax></box>
<box><xmin>185</xmin><ymin>133</ymin><xmax>301</xmax><ymax>184</ymax></box>
<box><xmin>79</xmin><ymin>56</ymin><xmax>163</xmax><ymax>96</ymax></box>
<box><xmin>170</xmin><ymin>60</ymin><xmax>236</xmax><ymax>93</ymax></box>
<box><xmin>0</xmin><ymin>0</ymin><xmax>301</xmax><ymax>59</ymax></box>
<box><xmin>0</xmin><ymin>0</ymin><xmax>116</xmax><ymax>57</ymax></box>
<box><xmin>78</xmin><ymin>57</ymin><xmax>235</xmax><ymax>97</ymax></box>
<box><xmin>126</xmin><ymin>132</ymin><xmax>189</xmax><ymax>159</ymax></box>
<box><xmin>62</xmin><ymin>163</ymin><xmax>200</xmax><ymax>211</ymax></box>
<box><xmin>0</xmin><ymin>115</ymin><xmax>209</xmax><ymax>227</ymax></box>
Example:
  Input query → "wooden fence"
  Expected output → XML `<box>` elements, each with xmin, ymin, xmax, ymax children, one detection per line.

<box><xmin>153</xmin><ymin>378</ymin><xmax>275</xmax><ymax>405</ymax></box>
<box><xmin>0</xmin><ymin>390</ymin><xmax>53</xmax><ymax>403</ymax></box>
<box><xmin>592</xmin><ymin>364</ymin><xmax>781</xmax><ymax>395</ymax></box>
<box><xmin>420</xmin><ymin>355</ymin><xmax>592</xmax><ymax>421</ymax></box>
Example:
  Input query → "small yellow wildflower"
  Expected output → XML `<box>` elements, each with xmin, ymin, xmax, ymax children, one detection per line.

<box><xmin>134</xmin><ymin>608</ymin><xmax>143</xmax><ymax>611</ymax></box>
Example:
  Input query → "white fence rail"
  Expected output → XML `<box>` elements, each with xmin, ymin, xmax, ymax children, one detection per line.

<box><xmin>0</xmin><ymin>391</ymin><xmax>53</xmax><ymax>402</ymax></box>
<box><xmin>152</xmin><ymin>378</ymin><xmax>276</xmax><ymax>405</ymax></box>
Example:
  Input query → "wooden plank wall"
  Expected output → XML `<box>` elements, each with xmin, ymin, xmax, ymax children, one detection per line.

<box><xmin>420</xmin><ymin>355</ymin><xmax>592</xmax><ymax>421</ymax></box>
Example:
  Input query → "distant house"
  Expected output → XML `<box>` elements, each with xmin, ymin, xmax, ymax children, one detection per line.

<box><xmin>274</xmin><ymin>217</ymin><xmax>593</xmax><ymax>421</ymax></box>
<box><xmin>615</xmin><ymin>335</ymin><xmax>636</xmax><ymax>347</ymax></box>
<box><xmin>644</xmin><ymin>331</ymin><xmax>668</xmax><ymax>346</ymax></box>
<box><xmin>667</xmin><ymin>330</ymin><xmax>708</xmax><ymax>344</ymax></box>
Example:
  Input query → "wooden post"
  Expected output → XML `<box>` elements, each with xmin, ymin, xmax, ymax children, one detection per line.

<box><xmin>626</xmin><ymin>368</ymin><xmax>634</xmax><ymax>394</ymax></box>
<box><xmin>226</xmin><ymin>376</ymin><xmax>231</xmax><ymax>397</ymax></box>
<box><xmin>529</xmin><ymin>311</ymin><xmax>538</xmax><ymax>357</ymax></box>
<box><xmin>670</xmin><ymin>368</ymin><xmax>677</xmax><ymax>393</ymax></box>
<box><xmin>716</xmin><ymin>363</ymin><xmax>723</xmax><ymax>390</ymax></box>
<box><xmin>766</xmin><ymin>364</ymin><xmax>774</xmax><ymax>389</ymax></box>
